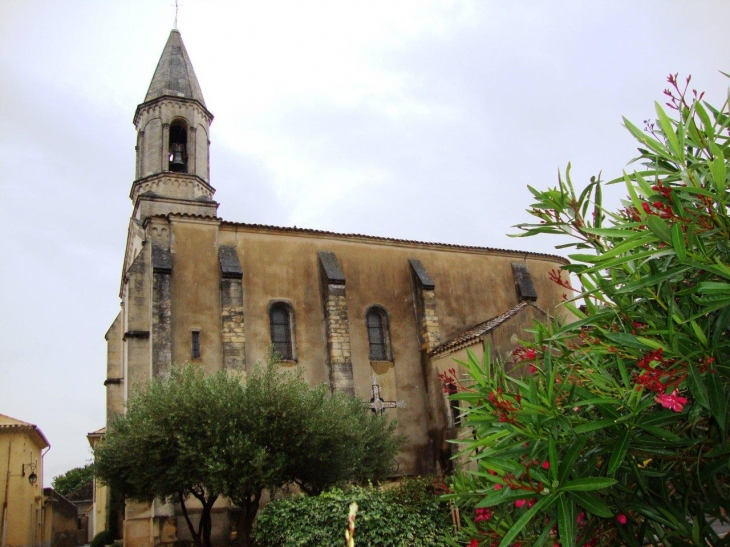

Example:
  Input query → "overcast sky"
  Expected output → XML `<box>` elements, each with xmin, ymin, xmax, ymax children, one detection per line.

<box><xmin>2</xmin><ymin>0</ymin><xmax>730</xmax><ymax>484</ymax></box>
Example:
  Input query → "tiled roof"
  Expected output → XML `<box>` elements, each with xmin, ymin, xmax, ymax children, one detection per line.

<box><xmin>429</xmin><ymin>301</ymin><xmax>547</xmax><ymax>357</ymax></box>
<box><xmin>0</xmin><ymin>413</ymin><xmax>50</xmax><ymax>448</ymax></box>
<box><xmin>153</xmin><ymin>213</ymin><xmax>569</xmax><ymax>263</ymax></box>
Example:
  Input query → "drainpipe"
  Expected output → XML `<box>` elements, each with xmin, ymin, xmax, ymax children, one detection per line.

<box><xmin>1</xmin><ymin>442</ymin><xmax>11</xmax><ymax>547</ymax></box>
<box><xmin>39</xmin><ymin>445</ymin><xmax>50</xmax><ymax>547</ymax></box>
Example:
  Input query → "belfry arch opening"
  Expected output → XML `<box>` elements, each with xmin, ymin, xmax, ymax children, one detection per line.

<box><xmin>168</xmin><ymin>120</ymin><xmax>188</xmax><ymax>173</ymax></box>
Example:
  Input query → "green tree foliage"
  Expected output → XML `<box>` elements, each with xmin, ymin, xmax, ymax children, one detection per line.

<box><xmin>52</xmin><ymin>463</ymin><xmax>94</xmax><ymax>497</ymax></box>
<box><xmin>94</xmin><ymin>358</ymin><xmax>403</xmax><ymax>547</ymax></box>
<box><xmin>254</xmin><ymin>478</ymin><xmax>452</xmax><ymax>547</ymax></box>
<box><xmin>446</xmin><ymin>75</ymin><xmax>730</xmax><ymax>547</ymax></box>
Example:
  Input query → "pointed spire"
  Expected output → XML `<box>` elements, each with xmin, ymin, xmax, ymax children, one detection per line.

<box><xmin>144</xmin><ymin>29</ymin><xmax>206</xmax><ymax>106</ymax></box>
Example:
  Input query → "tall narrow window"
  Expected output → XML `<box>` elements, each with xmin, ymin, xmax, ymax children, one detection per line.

<box><xmin>366</xmin><ymin>307</ymin><xmax>390</xmax><ymax>360</ymax></box>
<box><xmin>270</xmin><ymin>304</ymin><xmax>293</xmax><ymax>360</ymax></box>
<box><xmin>191</xmin><ymin>331</ymin><xmax>201</xmax><ymax>359</ymax></box>
<box><xmin>169</xmin><ymin>120</ymin><xmax>188</xmax><ymax>173</ymax></box>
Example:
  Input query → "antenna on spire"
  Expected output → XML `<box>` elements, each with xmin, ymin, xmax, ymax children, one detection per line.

<box><xmin>172</xmin><ymin>0</ymin><xmax>181</xmax><ymax>30</ymax></box>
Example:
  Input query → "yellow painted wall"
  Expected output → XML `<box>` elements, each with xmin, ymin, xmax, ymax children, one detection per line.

<box><xmin>0</xmin><ymin>418</ymin><xmax>48</xmax><ymax>547</ymax></box>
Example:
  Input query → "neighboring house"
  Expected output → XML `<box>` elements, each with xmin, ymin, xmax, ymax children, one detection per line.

<box><xmin>42</xmin><ymin>489</ymin><xmax>79</xmax><ymax>547</ymax></box>
<box><xmin>92</xmin><ymin>28</ymin><xmax>569</xmax><ymax>546</ymax></box>
<box><xmin>0</xmin><ymin>414</ymin><xmax>49</xmax><ymax>547</ymax></box>
<box><xmin>64</xmin><ymin>483</ymin><xmax>92</xmax><ymax>543</ymax></box>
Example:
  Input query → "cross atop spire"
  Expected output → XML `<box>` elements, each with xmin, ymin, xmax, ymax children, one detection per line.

<box><xmin>172</xmin><ymin>0</ymin><xmax>181</xmax><ymax>30</ymax></box>
<box><xmin>143</xmin><ymin>29</ymin><xmax>205</xmax><ymax>107</ymax></box>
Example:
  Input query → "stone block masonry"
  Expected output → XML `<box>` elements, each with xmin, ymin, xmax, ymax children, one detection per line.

<box><xmin>219</xmin><ymin>246</ymin><xmax>246</xmax><ymax>373</ymax></box>
<box><xmin>318</xmin><ymin>251</ymin><xmax>355</xmax><ymax>395</ymax></box>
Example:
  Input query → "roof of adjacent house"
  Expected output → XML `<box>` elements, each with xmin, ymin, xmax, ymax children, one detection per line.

<box><xmin>0</xmin><ymin>413</ymin><xmax>50</xmax><ymax>449</ymax></box>
<box><xmin>429</xmin><ymin>301</ymin><xmax>547</xmax><ymax>357</ymax></box>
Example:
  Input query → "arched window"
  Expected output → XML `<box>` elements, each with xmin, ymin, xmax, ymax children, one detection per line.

<box><xmin>169</xmin><ymin>119</ymin><xmax>188</xmax><ymax>173</ymax></box>
<box><xmin>270</xmin><ymin>304</ymin><xmax>293</xmax><ymax>360</ymax></box>
<box><xmin>366</xmin><ymin>307</ymin><xmax>391</xmax><ymax>361</ymax></box>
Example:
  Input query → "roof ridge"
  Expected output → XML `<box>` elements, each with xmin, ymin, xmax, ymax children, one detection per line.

<box><xmin>429</xmin><ymin>301</ymin><xmax>546</xmax><ymax>357</ymax></box>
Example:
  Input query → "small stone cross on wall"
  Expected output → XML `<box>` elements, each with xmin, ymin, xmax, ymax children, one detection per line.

<box><xmin>368</xmin><ymin>374</ymin><xmax>405</xmax><ymax>415</ymax></box>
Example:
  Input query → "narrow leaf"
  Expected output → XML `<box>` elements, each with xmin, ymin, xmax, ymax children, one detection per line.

<box><xmin>558</xmin><ymin>494</ymin><xmax>577</xmax><ymax>547</ymax></box>
<box><xmin>688</xmin><ymin>362</ymin><xmax>710</xmax><ymax>409</ymax></box>
<box><xmin>560</xmin><ymin>477</ymin><xmax>617</xmax><ymax>492</ymax></box>
<box><xmin>671</xmin><ymin>223</ymin><xmax>686</xmax><ymax>261</ymax></box>
<box><xmin>569</xmin><ymin>491</ymin><xmax>613</xmax><ymax>518</ymax></box>
<box><xmin>608</xmin><ymin>428</ymin><xmax>631</xmax><ymax>474</ymax></box>
<box><xmin>646</xmin><ymin>215</ymin><xmax>672</xmax><ymax>243</ymax></box>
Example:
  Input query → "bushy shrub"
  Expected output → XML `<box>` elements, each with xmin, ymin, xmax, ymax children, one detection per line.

<box><xmin>254</xmin><ymin>478</ymin><xmax>452</xmax><ymax>547</ymax></box>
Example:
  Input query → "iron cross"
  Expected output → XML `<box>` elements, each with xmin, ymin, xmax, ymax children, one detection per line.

<box><xmin>368</xmin><ymin>374</ymin><xmax>406</xmax><ymax>414</ymax></box>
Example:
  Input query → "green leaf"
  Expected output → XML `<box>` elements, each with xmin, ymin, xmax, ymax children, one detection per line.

<box><xmin>655</xmin><ymin>102</ymin><xmax>681</xmax><ymax>157</ymax></box>
<box><xmin>498</xmin><ymin>493</ymin><xmax>559</xmax><ymax>547</ymax></box>
<box><xmin>688</xmin><ymin>362</ymin><xmax>710</xmax><ymax>409</ymax></box>
<box><xmin>608</xmin><ymin>428</ymin><xmax>631</xmax><ymax>474</ymax></box>
<box><xmin>671</xmin><ymin>223</ymin><xmax>686</xmax><ymax>261</ymax></box>
<box><xmin>690</xmin><ymin>320</ymin><xmax>708</xmax><ymax>349</ymax></box>
<box><xmin>709</xmin><ymin>142</ymin><xmax>727</xmax><ymax>193</ymax></box>
<box><xmin>557</xmin><ymin>494</ymin><xmax>577</xmax><ymax>547</ymax></box>
<box><xmin>569</xmin><ymin>491</ymin><xmax>613</xmax><ymax>518</ymax></box>
<box><xmin>549</xmin><ymin>435</ymin><xmax>558</xmax><ymax>482</ymax></box>
<box><xmin>574</xmin><ymin>419</ymin><xmax>615</xmax><ymax>434</ymax></box>
<box><xmin>558</xmin><ymin>436</ymin><xmax>587</xmax><ymax>483</ymax></box>
<box><xmin>646</xmin><ymin>214</ymin><xmax>672</xmax><ymax>243</ymax></box>
<box><xmin>560</xmin><ymin>477</ymin><xmax>617</xmax><ymax>492</ymax></box>
<box><xmin>706</xmin><ymin>368</ymin><xmax>727</xmax><ymax>435</ymax></box>
<box><xmin>695</xmin><ymin>101</ymin><xmax>715</xmax><ymax>140</ymax></box>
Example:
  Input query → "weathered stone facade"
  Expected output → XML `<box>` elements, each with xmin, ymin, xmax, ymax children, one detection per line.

<box><xmin>97</xmin><ymin>28</ymin><xmax>571</xmax><ymax>547</ymax></box>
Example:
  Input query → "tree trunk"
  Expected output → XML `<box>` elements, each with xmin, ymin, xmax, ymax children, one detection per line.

<box><xmin>179</xmin><ymin>492</ymin><xmax>204</xmax><ymax>547</ymax></box>
<box><xmin>179</xmin><ymin>491</ymin><xmax>218</xmax><ymax>547</ymax></box>
<box><xmin>235</xmin><ymin>491</ymin><xmax>263</xmax><ymax>547</ymax></box>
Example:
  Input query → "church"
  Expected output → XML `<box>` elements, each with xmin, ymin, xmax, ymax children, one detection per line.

<box><xmin>94</xmin><ymin>28</ymin><xmax>568</xmax><ymax>546</ymax></box>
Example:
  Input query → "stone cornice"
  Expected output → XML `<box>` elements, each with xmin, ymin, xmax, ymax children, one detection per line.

<box><xmin>130</xmin><ymin>172</ymin><xmax>216</xmax><ymax>202</ymax></box>
<box><xmin>133</xmin><ymin>95</ymin><xmax>213</xmax><ymax>126</ymax></box>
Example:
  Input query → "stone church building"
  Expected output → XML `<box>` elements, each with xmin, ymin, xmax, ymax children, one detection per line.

<box><xmin>96</xmin><ymin>29</ymin><xmax>568</xmax><ymax>546</ymax></box>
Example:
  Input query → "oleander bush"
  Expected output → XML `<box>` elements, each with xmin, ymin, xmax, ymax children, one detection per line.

<box><xmin>445</xmin><ymin>75</ymin><xmax>730</xmax><ymax>546</ymax></box>
<box><xmin>254</xmin><ymin>477</ymin><xmax>452</xmax><ymax>547</ymax></box>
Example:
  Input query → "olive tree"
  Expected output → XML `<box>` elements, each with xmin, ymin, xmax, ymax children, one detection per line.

<box><xmin>94</xmin><ymin>359</ymin><xmax>403</xmax><ymax>547</ymax></box>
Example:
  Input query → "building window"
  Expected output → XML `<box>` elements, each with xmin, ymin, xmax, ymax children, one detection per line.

<box><xmin>270</xmin><ymin>304</ymin><xmax>293</xmax><ymax>360</ymax></box>
<box><xmin>191</xmin><ymin>331</ymin><xmax>201</xmax><ymax>359</ymax></box>
<box><xmin>366</xmin><ymin>307</ymin><xmax>391</xmax><ymax>361</ymax></box>
<box><xmin>169</xmin><ymin>119</ymin><xmax>188</xmax><ymax>173</ymax></box>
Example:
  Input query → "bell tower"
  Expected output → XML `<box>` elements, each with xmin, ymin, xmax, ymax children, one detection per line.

<box><xmin>130</xmin><ymin>29</ymin><xmax>218</xmax><ymax>220</ymax></box>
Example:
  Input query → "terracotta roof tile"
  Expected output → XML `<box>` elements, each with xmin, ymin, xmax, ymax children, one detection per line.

<box><xmin>429</xmin><ymin>302</ymin><xmax>547</xmax><ymax>357</ymax></box>
<box><xmin>154</xmin><ymin>213</ymin><xmax>569</xmax><ymax>263</ymax></box>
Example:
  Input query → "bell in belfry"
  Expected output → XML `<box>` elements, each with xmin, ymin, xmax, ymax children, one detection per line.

<box><xmin>170</xmin><ymin>142</ymin><xmax>186</xmax><ymax>172</ymax></box>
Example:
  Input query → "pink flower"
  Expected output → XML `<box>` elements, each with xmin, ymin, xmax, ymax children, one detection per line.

<box><xmin>616</xmin><ymin>514</ymin><xmax>627</xmax><ymax>525</ymax></box>
<box><xmin>474</xmin><ymin>508</ymin><xmax>492</xmax><ymax>522</ymax></box>
<box><xmin>541</xmin><ymin>460</ymin><xmax>550</xmax><ymax>470</ymax></box>
<box><xmin>576</xmin><ymin>511</ymin><xmax>585</xmax><ymax>524</ymax></box>
<box><xmin>529</xmin><ymin>364</ymin><xmax>538</xmax><ymax>373</ymax></box>
<box><xmin>494</xmin><ymin>483</ymin><xmax>503</xmax><ymax>490</ymax></box>
<box><xmin>515</xmin><ymin>499</ymin><xmax>527</xmax><ymax>508</ymax></box>
<box><xmin>469</xmin><ymin>540</ymin><xmax>479</xmax><ymax>547</ymax></box>
<box><xmin>655</xmin><ymin>390</ymin><xmax>688</xmax><ymax>412</ymax></box>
